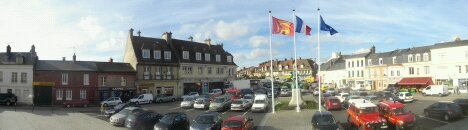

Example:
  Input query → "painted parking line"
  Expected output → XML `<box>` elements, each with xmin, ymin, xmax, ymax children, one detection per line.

<box><xmin>222</xmin><ymin>111</ymin><xmax>228</xmax><ymax>115</ymax></box>
<box><xmin>243</xmin><ymin>110</ymin><xmax>250</xmax><ymax>116</ymax></box>
<box><xmin>185</xmin><ymin>109</ymin><xmax>194</xmax><ymax>112</ymax></box>
<box><xmin>169</xmin><ymin>107</ymin><xmax>181</xmax><ymax>110</ymax></box>
<box><xmin>418</xmin><ymin>115</ymin><xmax>450</xmax><ymax>124</ymax></box>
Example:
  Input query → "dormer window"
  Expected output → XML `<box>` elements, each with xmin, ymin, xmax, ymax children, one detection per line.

<box><xmin>408</xmin><ymin>54</ymin><xmax>413</xmax><ymax>62</ymax></box>
<box><xmin>205</xmin><ymin>53</ymin><xmax>210</xmax><ymax>61</ymax></box>
<box><xmin>227</xmin><ymin>56</ymin><xmax>232</xmax><ymax>62</ymax></box>
<box><xmin>415</xmin><ymin>54</ymin><xmax>421</xmax><ymax>62</ymax></box>
<box><xmin>392</xmin><ymin>57</ymin><xmax>396</xmax><ymax>64</ymax></box>
<box><xmin>423</xmin><ymin>53</ymin><xmax>429</xmax><ymax>61</ymax></box>
<box><xmin>154</xmin><ymin>50</ymin><xmax>161</xmax><ymax>59</ymax></box>
<box><xmin>196</xmin><ymin>52</ymin><xmax>201</xmax><ymax>61</ymax></box>
<box><xmin>216</xmin><ymin>54</ymin><xmax>221</xmax><ymax>62</ymax></box>
<box><xmin>300</xmin><ymin>65</ymin><xmax>304</xmax><ymax>68</ymax></box>
<box><xmin>183</xmin><ymin>51</ymin><xmax>189</xmax><ymax>60</ymax></box>
<box><xmin>164</xmin><ymin>51</ymin><xmax>171</xmax><ymax>60</ymax></box>
<box><xmin>379</xmin><ymin>58</ymin><xmax>383</xmax><ymax>65</ymax></box>
<box><xmin>142</xmin><ymin>49</ymin><xmax>150</xmax><ymax>58</ymax></box>
<box><xmin>368</xmin><ymin>59</ymin><xmax>372</xmax><ymax>66</ymax></box>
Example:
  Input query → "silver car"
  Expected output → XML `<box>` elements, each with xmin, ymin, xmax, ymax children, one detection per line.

<box><xmin>109</xmin><ymin>107</ymin><xmax>144</xmax><ymax>126</ymax></box>
<box><xmin>180</xmin><ymin>97</ymin><xmax>195</xmax><ymax>108</ymax></box>
<box><xmin>193</xmin><ymin>97</ymin><xmax>210</xmax><ymax>110</ymax></box>
<box><xmin>231</xmin><ymin>99</ymin><xmax>251</xmax><ymax>111</ymax></box>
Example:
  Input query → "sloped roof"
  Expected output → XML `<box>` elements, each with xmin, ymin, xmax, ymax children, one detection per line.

<box><xmin>130</xmin><ymin>36</ymin><xmax>179</xmax><ymax>65</ymax></box>
<box><xmin>0</xmin><ymin>52</ymin><xmax>35</xmax><ymax>65</ymax></box>
<box><xmin>432</xmin><ymin>40</ymin><xmax>468</xmax><ymax>49</ymax></box>
<box><xmin>35</xmin><ymin>60</ymin><xmax>136</xmax><ymax>72</ymax></box>
<box><xmin>171</xmin><ymin>39</ymin><xmax>236</xmax><ymax>65</ymax></box>
<box><xmin>95</xmin><ymin>62</ymin><xmax>136</xmax><ymax>72</ymax></box>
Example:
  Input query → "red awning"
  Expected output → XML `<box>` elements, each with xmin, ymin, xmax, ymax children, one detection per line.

<box><xmin>398</xmin><ymin>77</ymin><xmax>434</xmax><ymax>86</ymax></box>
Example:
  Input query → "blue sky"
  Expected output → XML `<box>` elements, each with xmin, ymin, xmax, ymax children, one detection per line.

<box><xmin>1</xmin><ymin>0</ymin><xmax>467</xmax><ymax>69</ymax></box>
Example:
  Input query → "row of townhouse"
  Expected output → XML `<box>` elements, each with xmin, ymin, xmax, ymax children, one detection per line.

<box><xmin>237</xmin><ymin>58</ymin><xmax>318</xmax><ymax>81</ymax></box>
<box><xmin>320</xmin><ymin>38</ymin><xmax>468</xmax><ymax>92</ymax></box>
<box><xmin>123</xmin><ymin>29</ymin><xmax>237</xmax><ymax>97</ymax></box>
<box><xmin>0</xmin><ymin>45</ymin><xmax>137</xmax><ymax>105</ymax></box>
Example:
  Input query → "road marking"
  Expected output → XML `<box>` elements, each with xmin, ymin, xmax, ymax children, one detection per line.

<box><xmin>205</xmin><ymin>110</ymin><xmax>210</xmax><ymax>112</ymax></box>
<box><xmin>243</xmin><ymin>110</ymin><xmax>250</xmax><ymax>116</ymax></box>
<box><xmin>169</xmin><ymin>107</ymin><xmax>181</xmax><ymax>110</ymax></box>
<box><xmin>185</xmin><ymin>109</ymin><xmax>194</xmax><ymax>112</ymax></box>
<box><xmin>416</xmin><ymin>101</ymin><xmax>422</xmax><ymax>103</ymax></box>
<box><xmin>418</xmin><ymin>115</ymin><xmax>450</xmax><ymax>124</ymax></box>
<box><xmin>222</xmin><ymin>111</ymin><xmax>228</xmax><ymax>115</ymax></box>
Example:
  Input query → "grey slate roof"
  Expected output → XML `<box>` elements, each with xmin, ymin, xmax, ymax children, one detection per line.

<box><xmin>0</xmin><ymin>52</ymin><xmax>35</xmax><ymax>65</ymax></box>
<box><xmin>35</xmin><ymin>60</ymin><xmax>135</xmax><ymax>72</ymax></box>
<box><xmin>432</xmin><ymin>40</ymin><xmax>468</xmax><ymax>49</ymax></box>
<box><xmin>130</xmin><ymin>36</ymin><xmax>179</xmax><ymax>66</ymax></box>
<box><xmin>95</xmin><ymin>62</ymin><xmax>136</xmax><ymax>72</ymax></box>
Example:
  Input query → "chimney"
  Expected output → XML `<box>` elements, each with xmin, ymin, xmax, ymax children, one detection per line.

<box><xmin>299</xmin><ymin>57</ymin><xmax>301</xmax><ymax>59</ymax></box>
<box><xmin>370</xmin><ymin>45</ymin><xmax>376</xmax><ymax>54</ymax></box>
<box><xmin>6</xmin><ymin>45</ymin><xmax>11</xmax><ymax>56</ymax></box>
<box><xmin>62</xmin><ymin>57</ymin><xmax>66</xmax><ymax>61</ymax></box>
<box><xmin>109</xmin><ymin>57</ymin><xmax>113</xmax><ymax>63</ymax></box>
<box><xmin>73</xmin><ymin>53</ymin><xmax>76</xmax><ymax>62</ymax></box>
<box><xmin>162</xmin><ymin>32</ymin><xmax>172</xmax><ymax>42</ymax></box>
<box><xmin>188</xmin><ymin>36</ymin><xmax>193</xmax><ymax>42</ymax></box>
<box><xmin>129</xmin><ymin>28</ymin><xmax>134</xmax><ymax>36</ymax></box>
<box><xmin>137</xmin><ymin>30</ymin><xmax>141</xmax><ymax>37</ymax></box>
<box><xmin>204</xmin><ymin>38</ymin><xmax>211</xmax><ymax>46</ymax></box>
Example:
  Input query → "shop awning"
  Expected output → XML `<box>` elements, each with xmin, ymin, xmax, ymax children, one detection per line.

<box><xmin>398</xmin><ymin>77</ymin><xmax>434</xmax><ymax>86</ymax></box>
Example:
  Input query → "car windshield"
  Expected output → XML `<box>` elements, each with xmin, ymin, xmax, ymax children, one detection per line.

<box><xmin>223</xmin><ymin>121</ymin><xmax>242</xmax><ymax>128</ymax></box>
<box><xmin>323</xmin><ymin>94</ymin><xmax>331</xmax><ymax>97</ymax></box>
<box><xmin>159</xmin><ymin>115</ymin><xmax>174</xmax><ymax>124</ymax></box>
<box><xmin>195</xmin><ymin>99</ymin><xmax>205</xmax><ymax>103</ymax></box>
<box><xmin>243</xmin><ymin>96</ymin><xmax>253</xmax><ymax>99</ymax></box>
<box><xmin>405</xmin><ymin>93</ymin><xmax>412</xmax><ymax>96</ymax></box>
<box><xmin>391</xmin><ymin>107</ymin><xmax>410</xmax><ymax>116</ymax></box>
<box><xmin>315</xmin><ymin>115</ymin><xmax>336</xmax><ymax>125</ymax></box>
<box><xmin>183</xmin><ymin>97</ymin><xmax>194</xmax><ymax>101</ymax></box>
<box><xmin>214</xmin><ymin>98</ymin><xmax>225</xmax><ymax>103</ymax></box>
<box><xmin>255</xmin><ymin>99</ymin><xmax>265</xmax><ymax>104</ymax></box>
<box><xmin>330</xmin><ymin>99</ymin><xmax>340</xmax><ymax>103</ymax></box>
<box><xmin>448</xmin><ymin>103</ymin><xmax>461</xmax><ymax>109</ymax></box>
<box><xmin>195</xmin><ymin>115</ymin><xmax>215</xmax><ymax>124</ymax></box>
<box><xmin>113</xmin><ymin>104</ymin><xmax>125</xmax><ymax>109</ymax></box>
<box><xmin>118</xmin><ymin>108</ymin><xmax>131</xmax><ymax>115</ymax></box>
<box><xmin>359</xmin><ymin>107</ymin><xmax>378</xmax><ymax>114</ymax></box>
<box><xmin>233</xmin><ymin>100</ymin><xmax>243</xmax><ymax>104</ymax></box>
<box><xmin>328</xmin><ymin>88</ymin><xmax>335</xmax><ymax>91</ymax></box>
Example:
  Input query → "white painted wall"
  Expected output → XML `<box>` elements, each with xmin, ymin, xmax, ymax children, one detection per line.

<box><xmin>0</xmin><ymin>65</ymin><xmax>34</xmax><ymax>105</ymax></box>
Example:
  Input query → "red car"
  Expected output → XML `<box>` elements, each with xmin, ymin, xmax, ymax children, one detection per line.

<box><xmin>63</xmin><ymin>99</ymin><xmax>89</xmax><ymax>108</ymax></box>
<box><xmin>378</xmin><ymin>101</ymin><xmax>416</xmax><ymax>129</ymax></box>
<box><xmin>324</xmin><ymin>97</ymin><xmax>342</xmax><ymax>110</ymax></box>
<box><xmin>222</xmin><ymin>115</ymin><xmax>254</xmax><ymax>130</ymax></box>
<box><xmin>225</xmin><ymin>88</ymin><xmax>242</xmax><ymax>100</ymax></box>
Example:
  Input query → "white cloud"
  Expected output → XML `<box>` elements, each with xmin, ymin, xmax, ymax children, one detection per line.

<box><xmin>249</xmin><ymin>36</ymin><xmax>268</xmax><ymax>47</ymax></box>
<box><xmin>96</xmin><ymin>31</ymin><xmax>126</xmax><ymax>52</ymax></box>
<box><xmin>79</xmin><ymin>16</ymin><xmax>103</xmax><ymax>38</ymax></box>
<box><xmin>214</xmin><ymin>20</ymin><xmax>249</xmax><ymax>40</ymax></box>
<box><xmin>353</xmin><ymin>48</ymin><xmax>369</xmax><ymax>54</ymax></box>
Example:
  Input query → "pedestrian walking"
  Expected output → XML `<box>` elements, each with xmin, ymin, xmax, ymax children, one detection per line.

<box><xmin>455</xmin><ymin>86</ymin><xmax>460</xmax><ymax>95</ymax></box>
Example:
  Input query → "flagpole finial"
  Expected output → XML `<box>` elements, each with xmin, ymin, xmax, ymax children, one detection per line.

<box><xmin>269</xmin><ymin>10</ymin><xmax>271</xmax><ymax>13</ymax></box>
<box><xmin>317</xmin><ymin>8</ymin><xmax>320</xmax><ymax>11</ymax></box>
<box><xmin>293</xmin><ymin>9</ymin><xmax>295</xmax><ymax>11</ymax></box>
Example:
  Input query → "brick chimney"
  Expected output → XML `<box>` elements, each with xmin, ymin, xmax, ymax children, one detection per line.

<box><xmin>6</xmin><ymin>45</ymin><xmax>11</xmax><ymax>57</ymax></box>
<box><xmin>129</xmin><ymin>28</ymin><xmax>134</xmax><ymax>36</ymax></box>
<box><xmin>162</xmin><ymin>32</ymin><xmax>172</xmax><ymax>42</ymax></box>
<box><xmin>204</xmin><ymin>38</ymin><xmax>211</xmax><ymax>46</ymax></box>
<box><xmin>188</xmin><ymin>36</ymin><xmax>193</xmax><ymax>42</ymax></box>
<box><xmin>73</xmin><ymin>53</ymin><xmax>76</xmax><ymax>62</ymax></box>
<box><xmin>62</xmin><ymin>57</ymin><xmax>66</xmax><ymax>61</ymax></box>
<box><xmin>137</xmin><ymin>30</ymin><xmax>141</xmax><ymax>37</ymax></box>
<box><xmin>109</xmin><ymin>57</ymin><xmax>113</xmax><ymax>63</ymax></box>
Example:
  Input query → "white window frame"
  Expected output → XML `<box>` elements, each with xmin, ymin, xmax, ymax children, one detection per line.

<box><xmin>164</xmin><ymin>51</ymin><xmax>171</xmax><ymax>60</ymax></box>
<box><xmin>227</xmin><ymin>56</ymin><xmax>232</xmax><ymax>62</ymax></box>
<box><xmin>196</xmin><ymin>52</ymin><xmax>202</xmax><ymax>61</ymax></box>
<box><xmin>408</xmin><ymin>54</ymin><xmax>413</xmax><ymax>62</ymax></box>
<box><xmin>142</xmin><ymin>49</ymin><xmax>150</xmax><ymax>58</ymax></box>
<box><xmin>101</xmin><ymin>76</ymin><xmax>106</xmax><ymax>86</ymax></box>
<box><xmin>66</xmin><ymin>89</ymin><xmax>72</xmax><ymax>101</ymax></box>
<box><xmin>154</xmin><ymin>50</ymin><xmax>161</xmax><ymax>59</ymax></box>
<box><xmin>368</xmin><ymin>59</ymin><xmax>372</xmax><ymax>66</ymax></box>
<box><xmin>392</xmin><ymin>57</ymin><xmax>396</xmax><ymax>64</ymax></box>
<box><xmin>415</xmin><ymin>54</ymin><xmax>421</xmax><ymax>62</ymax></box>
<box><xmin>216</xmin><ymin>55</ymin><xmax>221</xmax><ymax>62</ymax></box>
<box><xmin>62</xmin><ymin>73</ymin><xmax>68</xmax><ymax>85</ymax></box>
<box><xmin>121</xmin><ymin>76</ymin><xmax>127</xmax><ymax>86</ymax></box>
<box><xmin>155</xmin><ymin>66</ymin><xmax>162</xmax><ymax>79</ymax></box>
<box><xmin>80</xmin><ymin>89</ymin><xmax>86</xmax><ymax>100</ymax></box>
<box><xmin>205</xmin><ymin>53</ymin><xmax>210</xmax><ymax>61</ymax></box>
<box><xmin>20</xmin><ymin>72</ymin><xmax>27</xmax><ymax>83</ymax></box>
<box><xmin>198</xmin><ymin>67</ymin><xmax>203</xmax><ymax>74</ymax></box>
<box><xmin>56</xmin><ymin>89</ymin><xmax>63</xmax><ymax>100</ymax></box>
<box><xmin>423</xmin><ymin>53</ymin><xmax>429</xmax><ymax>61</ymax></box>
<box><xmin>379</xmin><ymin>58</ymin><xmax>383</xmax><ymax>65</ymax></box>
<box><xmin>183</xmin><ymin>51</ymin><xmax>189</xmax><ymax>59</ymax></box>
<box><xmin>144</xmin><ymin>66</ymin><xmax>150</xmax><ymax>80</ymax></box>
<box><xmin>11</xmin><ymin>72</ymin><xmax>18</xmax><ymax>83</ymax></box>
<box><xmin>424</xmin><ymin>66</ymin><xmax>430</xmax><ymax>74</ymax></box>
<box><xmin>207</xmin><ymin>67</ymin><xmax>212</xmax><ymax>74</ymax></box>
<box><xmin>83</xmin><ymin>74</ymin><xmax>89</xmax><ymax>85</ymax></box>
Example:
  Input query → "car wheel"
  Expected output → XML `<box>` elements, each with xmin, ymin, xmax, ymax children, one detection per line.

<box><xmin>439</xmin><ymin>93</ymin><xmax>443</xmax><ymax>97</ymax></box>
<box><xmin>67</xmin><ymin>104</ymin><xmax>71</xmax><ymax>108</ymax></box>
<box><xmin>172</xmin><ymin>98</ymin><xmax>176</xmax><ymax>102</ymax></box>
<box><xmin>135</xmin><ymin>101</ymin><xmax>139</xmax><ymax>105</ymax></box>
<box><xmin>103</xmin><ymin>103</ymin><xmax>108</xmax><ymax>107</ymax></box>
<box><xmin>444</xmin><ymin>114</ymin><xmax>450</xmax><ymax>121</ymax></box>
<box><xmin>84</xmin><ymin>104</ymin><xmax>88</xmax><ymax>108</ymax></box>
<box><xmin>159</xmin><ymin>100</ymin><xmax>163</xmax><ymax>103</ymax></box>
<box><xmin>424</xmin><ymin>110</ymin><xmax>429</xmax><ymax>117</ymax></box>
<box><xmin>347</xmin><ymin>116</ymin><xmax>352</xmax><ymax>124</ymax></box>
<box><xmin>149</xmin><ymin>100</ymin><xmax>153</xmax><ymax>104</ymax></box>
<box><xmin>6</xmin><ymin>101</ymin><xmax>10</xmax><ymax>106</ymax></box>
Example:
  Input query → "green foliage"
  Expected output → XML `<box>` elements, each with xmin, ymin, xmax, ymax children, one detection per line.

<box><xmin>274</xmin><ymin>100</ymin><xmax>318</xmax><ymax>111</ymax></box>
<box><xmin>281</xmin><ymin>82</ymin><xmax>291</xmax><ymax>89</ymax></box>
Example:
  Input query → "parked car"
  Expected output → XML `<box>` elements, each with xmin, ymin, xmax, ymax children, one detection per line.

<box><xmin>364</xmin><ymin>95</ymin><xmax>381</xmax><ymax>105</ymax></box>
<box><xmin>125</xmin><ymin>111</ymin><xmax>163</xmax><ymax>130</ymax></box>
<box><xmin>210</xmin><ymin>89</ymin><xmax>223</xmax><ymax>95</ymax></box>
<box><xmin>242</xmin><ymin>94</ymin><xmax>254</xmax><ymax>104</ymax></box>
<box><xmin>325</xmin><ymin>88</ymin><xmax>337</xmax><ymax>96</ymax></box>
<box><xmin>312</xmin><ymin>88</ymin><xmax>320</xmax><ymax>96</ymax></box>
<box><xmin>101</xmin><ymin>97</ymin><xmax>122</xmax><ymax>107</ymax></box>
<box><xmin>453</xmin><ymin>98</ymin><xmax>468</xmax><ymax>114</ymax></box>
<box><xmin>310</xmin><ymin>111</ymin><xmax>340</xmax><ymax>130</ymax></box>
<box><xmin>347</xmin><ymin>99</ymin><xmax>388</xmax><ymax>130</ymax></box>
<box><xmin>335</xmin><ymin>92</ymin><xmax>349</xmax><ymax>103</ymax></box>
<box><xmin>190</xmin><ymin>112</ymin><xmax>223</xmax><ymax>130</ymax></box>
<box><xmin>397</xmin><ymin>92</ymin><xmax>414</xmax><ymax>103</ymax></box>
<box><xmin>424</xmin><ymin>101</ymin><xmax>463</xmax><ymax>121</ymax></box>
<box><xmin>254</xmin><ymin>89</ymin><xmax>267</xmax><ymax>96</ymax></box>
<box><xmin>342</xmin><ymin>95</ymin><xmax>361</xmax><ymax>109</ymax></box>
<box><xmin>104</xmin><ymin>102</ymin><xmax>141</xmax><ymax>118</ymax></box>
<box><xmin>182</xmin><ymin>92</ymin><xmax>200</xmax><ymax>99</ymax></box>
<box><xmin>0</xmin><ymin>93</ymin><xmax>17</xmax><ymax>106</ymax></box>
<box><xmin>130</xmin><ymin>93</ymin><xmax>153</xmax><ymax>105</ymax></box>
<box><xmin>377</xmin><ymin>101</ymin><xmax>416</xmax><ymax>130</ymax></box>
<box><xmin>240</xmin><ymin>88</ymin><xmax>254</xmax><ymax>97</ymax></box>
<box><xmin>280</xmin><ymin>88</ymin><xmax>291</xmax><ymax>97</ymax></box>
<box><xmin>209</xmin><ymin>95</ymin><xmax>232</xmax><ymax>112</ymax></box>
<box><xmin>181</xmin><ymin>97</ymin><xmax>196</xmax><ymax>108</ymax></box>
<box><xmin>109</xmin><ymin>107</ymin><xmax>145</xmax><ymax>126</ymax></box>
<box><xmin>154</xmin><ymin>94</ymin><xmax>176</xmax><ymax>103</ymax></box>
<box><xmin>251</xmin><ymin>94</ymin><xmax>268</xmax><ymax>113</ymax></box>
<box><xmin>221</xmin><ymin>115</ymin><xmax>254</xmax><ymax>130</ymax></box>
<box><xmin>320</xmin><ymin>93</ymin><xmax>333</xmax><ymax>105</ymax></box>
<box><xmin>194</xmin><ymin>97</ymin><xmax>211</xmax><ymax>110</ymax></box>
<box><xmin>153</xmin><ymin>112</ymin><xmax>190</xmax><ymax>130</ymax></box>
<box><xmin>63</xmin><ymin>99</ymin><xmax>89</xmax><ymax>108</ymax></box>
<box><xmin>231</xmin><ymin>99</ymin><xmax>251</xmax><ymax>112</ymax></box>
<box><xmin>324</xmin><ymin>97</ymin><xmax>342</xmax><ymax>111</ymax></box>
<box><xmin>422</xmin><ymin>85</ymin><xmax>449</xmax><ymax>96</ymax></box>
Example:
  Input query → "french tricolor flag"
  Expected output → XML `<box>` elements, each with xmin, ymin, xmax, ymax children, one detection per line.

<box><xmin>295</xmin><ymin>16</ymin><xmax>311</xmax><ymax>35</ymax></box>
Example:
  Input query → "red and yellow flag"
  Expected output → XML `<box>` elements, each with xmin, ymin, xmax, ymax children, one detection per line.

<box><xmin>272</xmin><ymin>17</ymin><xmax>294</xmax><ymax>36</ymax></box>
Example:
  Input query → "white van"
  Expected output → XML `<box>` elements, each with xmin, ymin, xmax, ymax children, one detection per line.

<box><xmin>129</xmin><ymin>93</ymin><xmax>153</xmax><ymax>104</ymax></box>
<box><xmin>251</xmin><ymin>94</ymin><xmax>269</xmax><ymax>113</ymax></box>
<box><xmin>422</xmin><ymin>85</ymin><xmax>449</xmax><ymax>97</ymax></box>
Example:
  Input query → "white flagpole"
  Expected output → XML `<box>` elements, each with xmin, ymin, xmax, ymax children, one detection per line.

<box><xmin>293</xmin><ymin>9</ymin><xmax>301</xmax><ymax>112</ymax></box>
<box><xmin>317</xmin><ymin>8</ymin><xmax>322</xmax><ymax>112</ymax></box>
<box><xmin>269</xmin><ymin>11</ymin><xmax>275</xmax><ymax>114</ymax></box>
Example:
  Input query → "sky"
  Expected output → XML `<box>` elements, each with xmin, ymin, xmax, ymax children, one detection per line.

<box><xmin>1</xmin><ymin>0</ymin><xmax>467</xmax><ymax>69</ymax></box>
